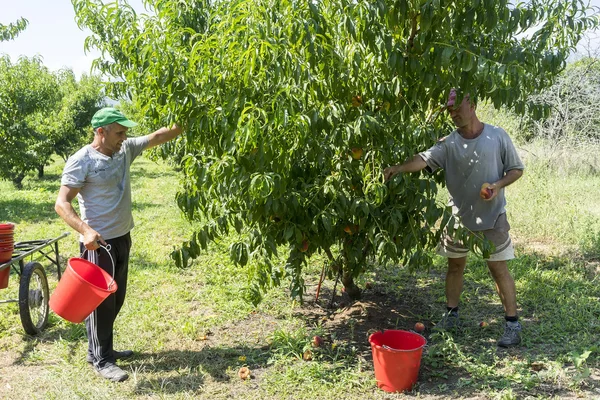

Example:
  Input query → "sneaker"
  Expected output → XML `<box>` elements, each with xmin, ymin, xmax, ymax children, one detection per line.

<box><xmin>87</xmin><ymin>350</ymin><xmax>134</xmax><ymax>364</ymax></box>
<box><xmin>433</xmin><ymin>310</ymin><xmax>462</xmax><ymax>331</ymax></box>
<box><xmin>497</xmin><ymin>321</ymin><xmax>522</xmax><ymax>347</ymax></box>
<box><xmin>95</xmin><ymin>363</ymin><xmax>129</xmax><ymax>382</ymax></box>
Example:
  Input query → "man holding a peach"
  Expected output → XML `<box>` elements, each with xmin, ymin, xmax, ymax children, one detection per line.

<box><xmin>384</xmin><ymin>89</ymin><xmax>524</xmax><ymax>347</ymax></box>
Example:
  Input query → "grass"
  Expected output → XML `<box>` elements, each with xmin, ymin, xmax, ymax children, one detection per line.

<box><xmin>0</xmin><ymin>144</ymin><xmax>599</xmax><ymax>399</ymax></box>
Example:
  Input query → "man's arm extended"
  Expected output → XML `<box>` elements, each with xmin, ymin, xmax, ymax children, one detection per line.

<box><xmin>146</xmin><ymin>124</ymin><xmax>183</xmax><ymax>149</ymax></box>
<box><xmin>384</xmin><ymin>155</ymin><xmax>428</xmax><ymax>181</ymax></box>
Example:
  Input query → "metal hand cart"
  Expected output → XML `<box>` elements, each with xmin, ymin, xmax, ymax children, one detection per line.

<box><xmin>0</xmin><ymin>232</ymin><xmax>70</xmax><ymax>335</ymax></box>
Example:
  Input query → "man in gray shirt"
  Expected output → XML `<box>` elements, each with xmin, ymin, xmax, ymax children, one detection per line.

<box><xmin>384</xmin><ymin>91</ymin><xmax>524</xmax><ymax>347</ymax></box>
<box><xmin>55</xmin><ymin>107</ymin><xmax>182</xmax><ymax>381</ymax></box>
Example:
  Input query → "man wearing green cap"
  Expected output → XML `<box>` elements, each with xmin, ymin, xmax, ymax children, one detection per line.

<box><xmin>55</xmin><ymin>107</ymin><xmax>182</xmax><ymax>382</ymax></box>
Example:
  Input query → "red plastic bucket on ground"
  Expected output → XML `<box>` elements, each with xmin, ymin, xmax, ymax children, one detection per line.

<box><xmin>49</xmin><ymin>253</ymin><xmax>117</xmax><ymax>323</ymax></box>
<box><xmin>369</xmin><ymin>329</ymin><xmax>427</xmax><ymax>392</ymax></box>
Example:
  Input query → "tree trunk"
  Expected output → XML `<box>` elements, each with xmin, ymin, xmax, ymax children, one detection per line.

<box><xmin>342</xmin><ymin>272</ymin><xmax>361</xmax><ymax>301</ymax></box>
<box><xmin>37</xmin><ymin>165</ymin><xmax>44</xmax><ymax>178</ymax></box>
<box><xmin>12</xmin><ymin>173</ymin><xmax>25</xmax><ymax>190</ymax></box>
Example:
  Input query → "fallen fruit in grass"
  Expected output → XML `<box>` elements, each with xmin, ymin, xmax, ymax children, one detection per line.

<box><xmin>300</xmin><ymin>239</ymin><xmax>309</xmax><ymax>252</ymax></box>
<box><xmin>312</xmin><ymin>335</ymin><xmax>324</xmax><ymax>348</ymax></box>
<box><xmin>414</xmin><ymin>322</ymin><xmax>425</xmax><ymax>333</ymax></box>
<box><xmin>238</xmin><ymin>367</ymin><xmax>251</xmax><ymax>380</ymax></box>
<box><xmin>303</xmin><ymin>349</ymin><xmax>313</xmax><ymax>361</ymax></box>
<box><xmin>479</xmin><ymin>321</ymin><xmax>489</xmax><ymax>328</ymax></box>
<box><xmin>530</xmin><ymin>361</ymin><xmax>546</xmax><ymax>371</ymax></box>
<box><xmin>351</xmin><ymin>147</ymin><xmax>363</xmax><ymax>160</ymax></box>
<box><xmin>480</xmin><ymin>183</ymin><xmax>493</xmax><ymax>200</ymax></box>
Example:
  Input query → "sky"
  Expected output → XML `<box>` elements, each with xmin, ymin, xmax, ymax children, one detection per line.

<box><xmin>1</xmin><ymin>0</ymin><xmax>599</xmax><ymax>78</ymax></box>
<box><xmin>0</xmin><ymin>0</ymin><xmax>145</xmax><ymax>78</ymax></box>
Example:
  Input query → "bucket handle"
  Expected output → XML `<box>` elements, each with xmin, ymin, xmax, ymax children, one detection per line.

<box><xmin>81</xmin><ymin>244</ymin><xmax>116</xmax><ymax>291</ymax></box>
<box><xmin>377</xmin><ymin>329</ymin><xmax>428</xmax><ymax>352</ymax></box>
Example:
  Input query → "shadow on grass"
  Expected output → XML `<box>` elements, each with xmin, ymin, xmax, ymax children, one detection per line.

<box><xmin>130</xmin><ymin>168</ymin><xmax>178</xmax><ymax>181</ymax></box>
<box><xmin>0</xmin><ymin>199</ymin><xmax>59</xmax><ymax>224</ymax></box>
<box><xmin>131</xmin><ymin>201</ymin><xmax>162</xmax><ymax>212</ymax></box>
<box><xmin>129</xmin><ymin>346</ymin><xmax>270</xmax><ymax>395</ymax></box>
<box><xmin>12</xmin><ymin>322</ymin><xmax>87</xmax><ymax>366</ymax></box>
<box><xmin>291</xmin><ymin>250</ymin><xmax>600</xmax><ymax>397</ymax></box>
<box><xmin>5</xmin><ymin>172</ymin><xmax>63</xmax><ymax>193</ymax></box>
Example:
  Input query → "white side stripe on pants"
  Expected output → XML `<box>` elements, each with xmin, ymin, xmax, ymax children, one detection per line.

<box><xmin>85</xmin><ymin>250</ymin><xmax>102</xmax><ymax>365</ymax></box>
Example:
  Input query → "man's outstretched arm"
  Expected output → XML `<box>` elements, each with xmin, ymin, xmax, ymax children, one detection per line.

<box><xmin>146</xmin><ymin>124</ymin><xmax>183</xmax><ymax>149</ymax></box>
<box><xmin>384</xmin><ymin>155</ymin><xmax>428</xmax><ymax>181</ymax></box>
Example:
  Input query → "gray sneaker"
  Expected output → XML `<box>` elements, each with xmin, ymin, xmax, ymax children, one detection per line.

<box><xmin>498</xmin><ymin>321</ymin><xmax>522</xmax><ymax>347</ymax></box>
<box><xmin>433</xmin><ymin>311</ymin><xmax>462</xmax><ymax>331</ymax></box>
<box><xmin>95</xmin><ymin>363</ymin><xmax>129</xmax><ymax>382</ymax></box>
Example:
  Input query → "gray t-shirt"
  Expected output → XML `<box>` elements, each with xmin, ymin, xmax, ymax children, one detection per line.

<box><xmin>61</xmin><ymin>137</ymin><xmax>149</xmax><ymax>240</ymax></box>
<box><xmin>419</xmin><ymin>124</ymin><xmax>524</xmax><ymax>231</ymax></box>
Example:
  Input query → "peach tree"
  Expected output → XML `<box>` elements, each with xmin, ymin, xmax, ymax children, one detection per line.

<box><xmin>0</xmin><ymin>17</ymin><xmax>27</xmax><ymax>42</ymax></box>
<box><xmin>73</xmin><ymin>0</ymin><xmax>598</xmax><ymax>302</ymax></box>
<box><xmin>0</xmin><ymin>56</ymin><xmax>60</xmax><ymax>188</ymax></box>
<box><xmin>0</xmin><ymin>57</ymin><xmax>104</xmax><ymax>186</ymax></box>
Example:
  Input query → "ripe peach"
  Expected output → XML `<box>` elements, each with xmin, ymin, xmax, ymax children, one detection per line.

<box><xmin>238</xmin><ymin>366</ymin><xmax>251</xmax><ymax>380</ymax></box>
<box><xmin>303</xmin><ymin>349</ymin><xmax>313</xmax><ymax>361</ymax></box>
<box><xmin>479</xmin><ymin>321</ymin><xmax>488</xmax><ymax>328</ymax></box>
<box><xmin>480</xmin><ymin>183</ymin><xmax>493</xmax><ymax>200</ymax></box>
<box><xmin>343</xmin><ymin>225</ymin><xmax>353</xmax><ymax>234</ymax></box>
<box><xmin>351</xmin><ymin>147</ymin><xmax>363</xmax><ymax>160</ymax></box>
<box><xmin>312</xmin><ymin>335</ymin><xmax>324</xmax><ymax>348</ymax></box>
<box><xmin>351</xmin><ymin>95</ymin><xmax>363</xmax><ymax>107</ymax></box>
<box><xmin>414</xmin><ymin>322</ymin><xmax>425</xmax><ymax>333</ymax></box>
<box><xmin>300</xmin><ymin>239</ymin><xmax>309</xmax><ymax>252</ymax></box>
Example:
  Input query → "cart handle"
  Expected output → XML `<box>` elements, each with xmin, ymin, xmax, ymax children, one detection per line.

<box><xmin>81</xmin><ymin>245</ymin><xmax>116</xmax><ymax>291</ymax></box>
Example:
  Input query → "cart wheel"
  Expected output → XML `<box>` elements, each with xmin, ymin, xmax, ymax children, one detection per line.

<box><xmin>19</xmin><ymin>262</ymin><xmax>49</xmax><ymax>335</ymax></box>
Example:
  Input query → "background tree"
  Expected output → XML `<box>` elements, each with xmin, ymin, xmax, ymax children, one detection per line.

<box><xmin>0</xmin><ymin>57</ymin><xmax>104</xmax><ymax>185</ymax></box>
<box><xmin>73</xmin><ymin>0</ymin><xmax>599</xmax><ymax>302</ymax></box>
<box><xmin>42</xmin><ymin>70</ymin><xmax>105</xmax><ymax>165</ymax></box>
<box><xmin>527</xmin><ymin>57</ymin><xmax>600</xmax><ymax>144</ymax></box>
<box><xmin>0</xmin><ymin>56</ymin><xmax>60</xmax><ymax>188</ymax></box>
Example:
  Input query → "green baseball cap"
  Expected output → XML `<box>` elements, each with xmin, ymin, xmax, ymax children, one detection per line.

<box><xmin>91</xmin><ymin>107</ymin><xmax>138</xmax><ymax>129</ymax></box>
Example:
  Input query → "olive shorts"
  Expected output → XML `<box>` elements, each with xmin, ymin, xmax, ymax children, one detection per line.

<box><xmin>437</xmin><ymin>213</ymin><xmax>515</xmax><ymax>261</ymax></box>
